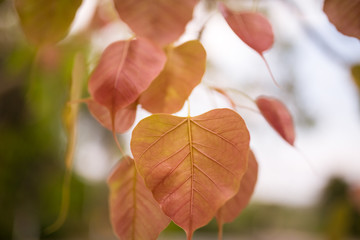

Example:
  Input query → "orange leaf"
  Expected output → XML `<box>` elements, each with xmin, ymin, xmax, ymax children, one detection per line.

<box><xmin>113</xmin><ymin>0</ymin><xmax>199</xmax><ymax>46</ymax></box>
<box><xmin>14</xmin><ymin>0</ymin><xmax>82</xmax><ymax>46</ymax></box>
<box><xmin>323</xmin><ymin>0</ymin><xmax>360</xmax><ymax>39</ymax></box>
<box><xmin>256</xmin><ymin>96</ymin><xmax>295</xmax><ymax>145</ymax></box>
<box><xmin>139</xmin><ymin>40</ymin><xmax>206</xmax><ymax>113</ymax></box>
<box><xmin>216</xmin><ymin>150</ymin><xmax>258</xmax><ymax>224</ymax></box>
<box><xmin>130</xmin><ymin>109</ymin><xmax>250</xmax><ymax>239</ymax></box>
<box><xmin>87</xmin><ymin>100</ymin><xmax>137</xmax><ymax>133</ymax></box>
<box><xmin>218</xmin><ymin>3</ymin><xmax>274</xmax><ymax>54</ymax></box>
<box><xmin>108</xmin><ymin>156</ymin><xmax>170</xmax><ymax>240</ymax></box>
<box><xmin>89</xmin><ymin>39</ymin><xmax>166</xmax><ymax>111</ymax></box>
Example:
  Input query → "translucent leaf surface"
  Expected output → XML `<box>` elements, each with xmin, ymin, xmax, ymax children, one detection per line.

<box><xmin>139</xmin><ymin>40</ymin><xmax>206</xmax><ymax>114</ymax></box>
<box><xmin>14</xmin><ymin>0</ymin><xmax>82</xmax><ymax>46</ymax></box>
<box><xmin>216</xmin><ymin>150</ymin><xmax>258</xmax><ymax>224</ymax></box>
<box><xmin>108</xmin><ymin>156</ymin><xmax>170</xmax><ymax>240</ymax></box>
<box><xmin>87</xmin><ymin>99</ymin><xmax>137</xmax><ymax>133</ymax></box>
<box><xmin>323</xmin><ymin>0</ymin><xmax>360</xmax><ymax>39</ymax></box>
<box><xmin>88</xmin><ymin>39</ymin><xmax>166</xmax><ymax>110</ymax></box>
<box><xmin>218</xmin><ymin>3</ymin><xmax>274</xmax><ymax>54</ymax></box>
<box><xmin>113</xmin><ymin>0</ymin><xmax>199</xmax><ymax>46</ymax></box>
<box><xmin>256</xmin><ymin>96</ymin><xmax>295</xmax><ymax>145</ymax></box>
<box><xmin>131</xmin><ymin>109</ymin><xmax>250</xmax><ymax>239</ymax></box>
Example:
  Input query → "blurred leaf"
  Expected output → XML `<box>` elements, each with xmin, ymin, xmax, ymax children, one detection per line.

<box><xmin>323</xmin><ymin>0</ymin><xmax>360</xmax><ymax>39</ymax></box>
<box><xmin>88</xmin><ymin>38</ymin><xmax>166</xmax><ymax>132</ymax></box>
<box><xmin>108</xmin><ymin>156</ymin><xmax>170</xmax><ymax>240</ymax></box>
<box><xmin>216</xmin><ymin>150</ymin><xmax>258</xmax><ymax>224</ymax></box>
<box><xmin>87</xmin><ymin>99</ymin><xmax>137</xmax><ymax>133</ymax></box>
<box><xmin>140</xmin><ymin>40</ymin><xmax>206</xmax><ymax>114</ymax></box>
<box><xmin>14</xmin><ymin>0</ymin><xmax>82</xmax><ymax>46</ymax></box>
<box><xmin>218</xmin><ymin>3</ymin><xmax>274</xmax><ymax>54</ymax></box>
<box><xmin>256</xmin><ymin>96</ymin><xmax>295</xmax><ymax>145</ymax></box>
<box><xmin>131</xmin><ymin>109</ymin><xmax>250</xmax><ymax>239</ymax></box>
<box><xmin>351</xmin><ymin>64</ymin><xmax>360</xmax><ymax>91</ymax></box>
<box><xmin>113</xmin><ymin>0</ymin><xmax>199</xmax><ymax>46</ymax></box>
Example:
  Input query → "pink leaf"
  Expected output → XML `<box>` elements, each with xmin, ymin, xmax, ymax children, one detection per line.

<box><xmin>256</xmin><ymin>96</ymin><xmax>295</xmax><ymax>145</ymax></box>
<box><xmin>108</xmin><ymin>156</ymin><xmax>170</xmax><ymax>240</ymax></box>
<box><xmin>218</xmin><ymin>3</ymin><xmax>274</xmax><ymax>54</ymax></box>
<box><xmin>88</xmin><ymin>38</ymin><xmax>166</xmax><ymax>112</ymax></box>
<box><xmin>114</xmin><ymin>0</ymin><xmax>199</xmax><ymax>46</ymax></box>
<box><xmin>216</xmin><ymin>150</ymin><xmax>258</xmax><ymax>224</ymax></box>
<box><xmin>87</xmin><ymin>99</ymin><xmax>137</xmax><ymax>133</ymax></box>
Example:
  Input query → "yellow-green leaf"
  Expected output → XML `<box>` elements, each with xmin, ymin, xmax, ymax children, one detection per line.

<box><xmin>14</xmin><ymin>0</ymin><xmax>82</xmax><ymax>46</ymax></box>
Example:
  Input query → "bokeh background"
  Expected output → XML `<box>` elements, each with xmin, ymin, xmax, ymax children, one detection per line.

<box><xmin>1</xmin><ymin>0</ymin><xmax>359</xmax><ymax>239</ymax></box>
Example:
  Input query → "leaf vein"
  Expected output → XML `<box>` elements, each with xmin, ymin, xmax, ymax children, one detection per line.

<box><xmin>160</xmin><ymin>175</ymin><xmax>191</xmax><ymax>205</ymax></box>
<box><xmin>147</xmin><ymin>143</ymin><xmax>189</xmax><ymax>176</ymax></box>
<box><xmin>138</xmin><ymin>119</ymin><xmax>187</xmax><ymax>160</ymax></box>
<box><xmin>192</xmin><ymin>146</ymin><xmax>235</xmax><ymax>176</ymax></box>
<box><xmin>193</xmin><ymin>164</ymin><xmax>222</xmax><ymax>192</ymax></box>
<box><xmin>190</xmin><ymin>119</ymin><xmax>242</xmax><ymax>154</ymax></box>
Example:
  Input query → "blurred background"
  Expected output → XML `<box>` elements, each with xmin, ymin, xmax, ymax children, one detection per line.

<box><xmin>0</xmin><ymin>0</ymin><xmax>359</xmax><ymax>239</ymax></box>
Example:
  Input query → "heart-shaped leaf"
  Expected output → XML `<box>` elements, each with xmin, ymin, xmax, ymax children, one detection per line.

<box><xmin>108</xmin><ymin>156</ymin><xmax>171</xmax><ymax>240</ymax></box>
<box><xmin>89</xmin><ymin>38</ymin><xmax>166</xmax><ymax>110</ymax></box>
<box><xmin>14</xmin><ymin>0</ymin><xmax>82</xmax><ymax>46</ymax></box>
<box><xmin>87</xmin><ymin>99</ymin><xmax>137</xmax><ymax>133</ymax></box>
<box><xmin>139</xmin><ymin>40</ymin><xmax>206</xmax><ymax>114</ymax></box>
<box><xmin>113</xmin><ymin>0</ymin><xmax>199</xmax><ymax>46</ymax></box>
<box><xmin>218</xmin><ymin>3</ymin><xmax>274</xmax><ymax>54</ymax></box>
<box><xmin>88</xmin><ymin>38</ymin><xmax>166</xmax><ymax>133</ymax></box>
<box><xmin>216</xmin><ymin>150</ymin><xmax>258</xmax><ymax>225</ymax></box>
<box><xmin>131</xmin><ymin>109</ymin><xmax>250</xmax><ymax>239</ymax></box>
<box><xmin>323</xmin><ymin>0</ymin><xmax>360</xmax><ymax>39</ymax></box>
<box><xmin>256</xmin><ymin>96</ymin><xmax>295</xmax><ymax>145</ymax></box>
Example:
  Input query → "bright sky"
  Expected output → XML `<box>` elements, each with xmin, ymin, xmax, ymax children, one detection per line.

<box><xmin>73</xmin><ymin>0</ymin><xmax>360</xmax><ymax>207</ymax></box>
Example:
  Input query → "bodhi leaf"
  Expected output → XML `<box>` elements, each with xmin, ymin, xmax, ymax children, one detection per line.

<box><xmin>131</xmin><ymin>109</ymin><xmax>250</xmax><ymax>239</ymax></box>
<box><xmin>323</xmin><ymin>0</ymin><xmax>360</xmax><ymax>39</ymax></box>
<box><xmin>216</xmin><ymin>150</ymin><xmax>258</xmax><ymax>226</ymax></box>
<box><xmin>218</xmin><ymin>3</ymin><xmax>278</xmax><ymax>86</ymax></box>
<box><xmin>108</xmin><ymin>156</ymin><xmax>170</xmax><ymax>240</ymax></box>
<box><xmin>89</xmin><ymin>38</ymin><xmax>166</xmax><ymax>109</ymax></box>
<box><xmin>139</xmin><ymin>40</ymin><xmax>206</xmax><ymax>114</ymax></box>
<box><xmin>113</xmin><ymin>0</ymin><xmax>199</xmax><ymax>46</ymax></box>
<box><xmin>88</xmin><ymin>38</ymin><xmax>166</xmax><ymax>130</ymax></box>
<box><xmin>87</xmin><ymin>100</ymin><xmax>137</xmax><ymax>133</ymax></box>
<box><xmin>218</xmin><ymin>3</ymin><xmax>274</xmax><ymax>55</ymax></box>
<box><xmin>14</xmin><ymin>0</ymin><xmax>82</xmax><ymax>46</ymax></box>
<box><xmin>256</xmin><ymin>96</ymin><xmax>295</xmax><ymax>145</ymax></box>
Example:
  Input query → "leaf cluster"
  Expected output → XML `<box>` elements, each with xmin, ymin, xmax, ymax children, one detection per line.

<box><xmin>13</xmin><ymin>0</ymin><xmax>360</xmax><ymax>239</ymax></box>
